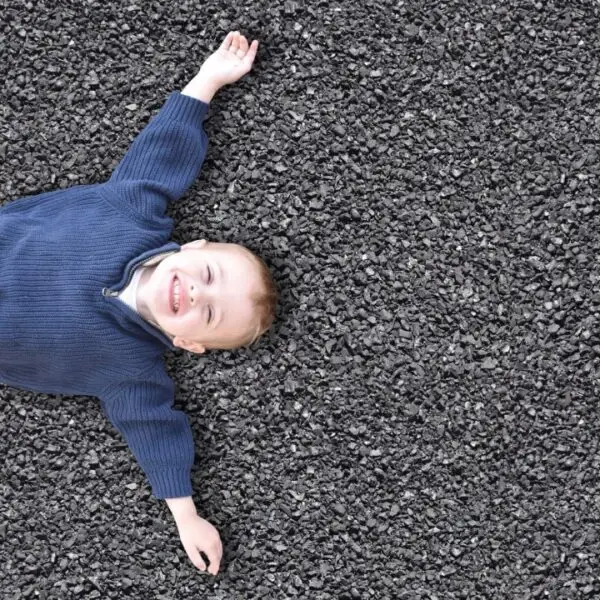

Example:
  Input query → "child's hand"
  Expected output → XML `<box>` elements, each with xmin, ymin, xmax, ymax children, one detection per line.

<box><xmin>198</xmin><ymin>31</ymin><xmax>259</xmax><ymax>90</ymax></box>
<box><xmin>182</xmin><ymin>32</ymin><xmax>259</xmax><ymax>103</ymax></box>
<box><xmin>177</xmin><ymin>514</ymin><xmax>223</xmax><ymax>575</ymax></box>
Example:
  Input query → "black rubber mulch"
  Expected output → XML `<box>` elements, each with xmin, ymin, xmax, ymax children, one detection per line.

<box><xmin>1</xmin><ymin>1</ymin><xmax>600</xmax><ymax>598</ymax></box>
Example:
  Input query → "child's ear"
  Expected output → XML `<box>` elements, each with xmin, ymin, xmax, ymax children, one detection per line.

<box><xmin>172</xmin><ymin>337</ymin><xmax>206</xmax><ymax>354</ymax></box>
<box><xmin>181</xmin><ymin>239</ymin><xmax>208</xmax><ymax>251</ymax></box>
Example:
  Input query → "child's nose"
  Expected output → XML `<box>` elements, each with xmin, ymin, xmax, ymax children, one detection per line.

<box><xmin>188</xmin><ymin>282</ymin><xmax>208</xmax><ymax>305</ymax></box>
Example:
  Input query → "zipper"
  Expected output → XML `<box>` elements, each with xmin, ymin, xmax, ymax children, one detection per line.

<box><xmin>101</xmin><ymin>250</ymin><xmax>175</xmax><ymax>297</ymax></box>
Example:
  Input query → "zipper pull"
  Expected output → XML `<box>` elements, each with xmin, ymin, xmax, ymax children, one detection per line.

<box><xmin>102</xmin><ymin>288</ymin><xmax>119</xmax><ymax>297</ymax></box>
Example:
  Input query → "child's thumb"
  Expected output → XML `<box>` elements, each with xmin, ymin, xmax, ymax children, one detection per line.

<box><xmin>185</xmin><ymin>544</ymin><xmax>207</xmax><ymax>571</ymax></box>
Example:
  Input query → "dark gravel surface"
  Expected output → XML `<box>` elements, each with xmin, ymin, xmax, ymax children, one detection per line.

<box><xmin>2</xmin><ymin>0</ymin><xmax>600</xmax><ymax>598</ymax></box>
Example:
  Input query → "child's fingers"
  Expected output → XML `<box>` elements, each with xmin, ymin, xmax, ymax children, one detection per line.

<box><xmin>243</xmin><ymin>40</ymin><xmax>259</xmax><ymax>67</ymax></box>
<box><xmin>207</xmin><ymin>553</ymin><xmax>221</xmax><ymax>576</ymax></box>
<box><xmin>230</xmin><ymin>31</ymin><xmax>241</xmax><ymax>53</ymax></box>
<box><xmin>220</xmin><ymin>31</ymin><xmax>234</xmax><ymax>51</ymax></box>
<box><xmin>204</xmin><ymin>542</ymin><xmax>222</xmax><ymax>575</ymax></box>
<box><xmin>239</xmin><ymin>35</ymin><xmax>249</xmax><ymax>54</ymax></box>
<box><xmin>186</xmin><ymin>546</ymin><xmax>207</xmax><ymax>572</ymax></box>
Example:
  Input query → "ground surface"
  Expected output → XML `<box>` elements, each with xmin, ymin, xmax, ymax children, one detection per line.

<box><xmin>1</xmin><ymin>0</ymin><xmax>600</xmax><ymax>598</ymax></box>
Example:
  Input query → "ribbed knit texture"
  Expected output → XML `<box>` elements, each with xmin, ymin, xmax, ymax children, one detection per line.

<box><xmin>0</xmin><ymin>92</ymin><xmax>209</xmax><ymax>499</ymax></box>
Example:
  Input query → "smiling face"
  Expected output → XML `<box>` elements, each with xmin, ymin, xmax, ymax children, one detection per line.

<box><xmin>136</xmin><ymin>240</ymin><xmax>264</xmax><ymax>353</ymax></box>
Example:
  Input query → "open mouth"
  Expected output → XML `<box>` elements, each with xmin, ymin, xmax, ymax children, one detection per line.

<box><xmin>170</xmin><ymin>275</ymin><xmax>181</xmax><ymax>314</ymax></box>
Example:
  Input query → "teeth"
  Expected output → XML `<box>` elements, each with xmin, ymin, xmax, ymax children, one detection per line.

<box><xmin>173</xmin><ymin>279</ymin><xmax>180</xmax><ymax>312</ymax></box>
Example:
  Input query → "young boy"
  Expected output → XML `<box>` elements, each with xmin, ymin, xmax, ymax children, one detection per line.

<box><xmin>0</xmin><ymin>31</ymin><xmax>276</xmax><ymax>575</ymax></box>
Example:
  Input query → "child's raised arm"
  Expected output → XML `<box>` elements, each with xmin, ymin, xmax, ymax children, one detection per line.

<box><xmin>101</xmin><ymin>32</ymin><xmax>258</xmax><ymax>222</ymax></box>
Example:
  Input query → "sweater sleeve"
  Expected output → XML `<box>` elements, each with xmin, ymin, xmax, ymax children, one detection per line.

<box><xmin>99</xmin><ymin>361</ymin><xmax>195</xmax><ymax>499</ymax></box>
<box><xmin>103</xmin><ymin>92</ymin><xmax>210</xmax><ymax>222</ymax></box>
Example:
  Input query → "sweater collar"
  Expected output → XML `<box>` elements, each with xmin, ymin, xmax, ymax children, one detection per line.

<box><xmin>111</xmin><ymin>241</ymin><xmax>182</xmax><ymax>350</ymax></box>
<box><xmin>114</xmin><ymin>241</ymin><xmax>181</xmax><ymax>290</ymax></box>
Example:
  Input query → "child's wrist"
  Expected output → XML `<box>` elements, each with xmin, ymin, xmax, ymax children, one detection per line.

<box><xmin>181</xmin><ymin>73</ymin><xmax>221</xmax><ymax>104</ymax></box>
<box><xmin>165</xmin><ymin>496</ymin><xmax>198</xmax><ymax>526</ymax></box>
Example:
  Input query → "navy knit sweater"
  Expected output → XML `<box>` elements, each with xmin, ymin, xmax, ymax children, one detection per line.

<box><xmin>0</xmin><ymin>92</ymin><xmax>210</xmax><ymax>499</ymax></box>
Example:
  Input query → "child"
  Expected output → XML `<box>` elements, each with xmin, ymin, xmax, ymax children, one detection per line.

<box><xmin>0</xmin><ymin>31</ymin><xmax>277</xmax><ymax>575</ymax></box>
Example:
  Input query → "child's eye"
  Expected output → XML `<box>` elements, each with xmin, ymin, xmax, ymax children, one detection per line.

<box><xmin>207</xmin><ymin>306</ymin><xmax>213</xmax><ymax>325</ymax></box>
<box><xmin>206</xmin><ymin>266</ymin><xmax>212</xmax><ymax>284</ymax></box>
